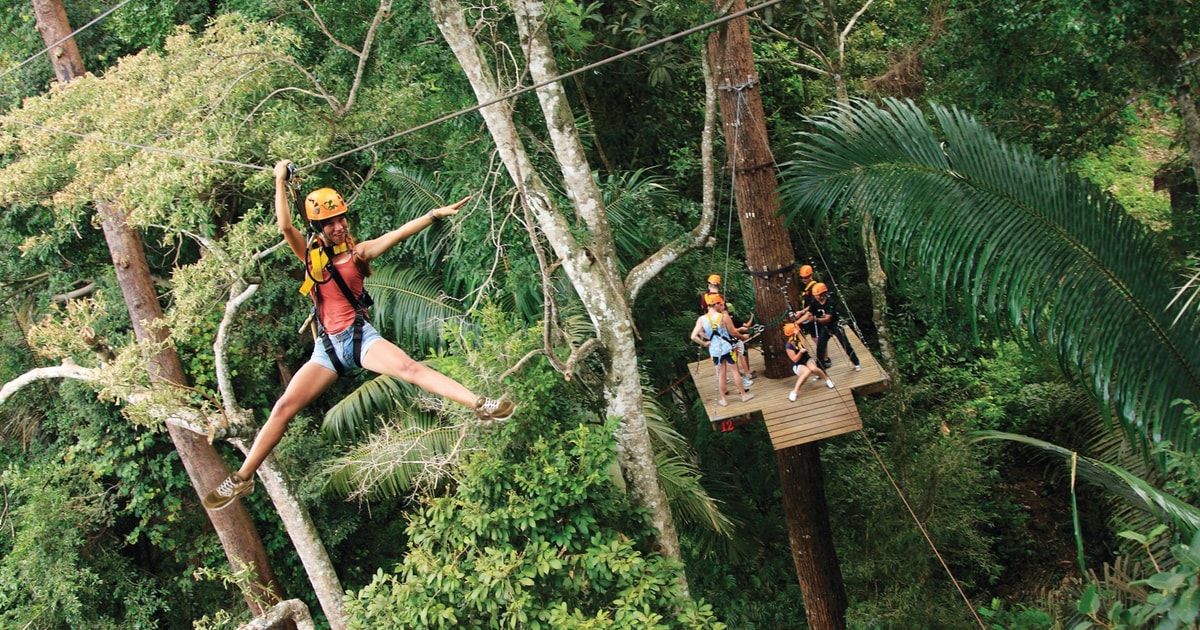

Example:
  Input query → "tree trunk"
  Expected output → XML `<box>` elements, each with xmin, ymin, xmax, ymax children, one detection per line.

<box><xmin>708</xmin><ymin>0</ymin><xmax>797</xmax><ymax>379</ymax></box>
<box><xmin>429</xmin><ymin>0</ymin><xmax>685</xmax><ymax>574</ymax></box>
<box><xmin>862</xmin><ymin>212</ymin><xmax>897</xmax><ymax>377</ymax></box>
<box><xmin>30</xmin><ymin>0</ymin><xmax>85</xmax><ymax>83</ymax></box>
<box><xmin>98</xmin><ymin>202</ymin><xmax>285</xmax><ymax>618</ymax></box>
<box><xmin>1177</xmin><ymin>72</ymin><xmax>1200</xmax><ymax>194</ymax></box>
<box><xmin>710</xmin><ymin>1</ymin><xmax>849</xmax><ymax>624</ymax></box>
<box><xmin>778</xmin><ymin>444</ymin><xmax>848</xmax><ymax>629</ymax></box>
<box><xmin>36</xmin><ymin>6</ymin><xmax>288</xmax><ymax>618</ymax></box>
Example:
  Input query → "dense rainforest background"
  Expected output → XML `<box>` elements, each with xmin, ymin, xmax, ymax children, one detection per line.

<box><xmin>1</xmin><ymin>0</ymin><xmax>1199</xmax><ymax>628</ymax></box>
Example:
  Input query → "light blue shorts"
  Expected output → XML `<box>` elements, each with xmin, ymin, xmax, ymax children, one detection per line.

<box><xmin>311</xmin><ymin>321</ymin><xmax>384</xmax><ymax>373</ymax></box>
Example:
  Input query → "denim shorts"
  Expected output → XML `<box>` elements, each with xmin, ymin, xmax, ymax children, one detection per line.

<box><xmin>311</xmin><ymin>321</ymin><xmax>384</xmax><ymax>373</ymax></box>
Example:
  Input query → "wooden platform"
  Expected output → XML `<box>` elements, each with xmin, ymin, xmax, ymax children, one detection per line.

<box><xmin>688</xmin><ymin>330</ymin><xmax>889</xmax><ymax>450</ymax></box>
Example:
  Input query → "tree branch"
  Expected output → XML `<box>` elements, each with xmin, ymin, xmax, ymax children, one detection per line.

<box><xmin>0</xmin><ymin>362</ymin><xmax>95</xmax><ymax>405</ymax></box>
<box><xmin>215</xmin><ymin>280</ymin><xmax>259</xmax><ymax>421</ymax></box>
<box><xmin>623</xmin><ymin>46</ymin><xmax>721</xmax><ymax>305</ymax></box>
<box><xmin>237</xmin><ymin>598</ymin><xmax>315</xmax><ymax>630</ymax></box>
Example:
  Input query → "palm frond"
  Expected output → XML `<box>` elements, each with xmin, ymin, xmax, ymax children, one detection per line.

<box><xmin>1168</xmin><ymin>255</ymin><xmax>1200</xmax><ymax>327</ymax></box>
<box><xmin>598</xmin><ymin>168</ymin><xmax>673</xmax><ymax>264</ymax></box>
<box><xmin>972</xmin><ymin>431</ymin><xmax>1200</xmax><ymax>535</ymax></box>
<box><xmin>322</xmin><ymin>374</ymin><xmax>422</xmax><ymax>442</ymax></box>
<box><xmin>365</xmin><ymin>264</ymin><xmax>463</xmax><ymax>356</ymax></box>
<box><xmin>655</xmin><ymin>450</ymin><xmax>738</xmax><ymax>538</ymax></box>
<box><xmin>780</xmin><ymin>98</ymin><xmax>1200</xmax><ymax>455</ymax></box>
<box><xmin>641</xmin><ymin>395</ymin><xmax>691</xmax><ymax>458</ymax></box>
<box><xmin>323</xmin><ymin>411</ymin><xmax>465</xmax><ymax>501</ymax></box>
<box><xmin>378</xmin><ymin>165</ymin><xmax>475</xmax><ymax>286</ymax></box>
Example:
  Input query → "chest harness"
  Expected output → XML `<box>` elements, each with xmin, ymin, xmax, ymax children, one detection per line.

<box><xmin>299</xmin><ymin>238</ymin><xmax>373</xmax><ymax>376</ymax></box>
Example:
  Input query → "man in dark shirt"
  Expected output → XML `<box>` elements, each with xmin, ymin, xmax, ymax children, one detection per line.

<box><xmin>809</xmin><ymin>282</ymin><xmax>861</xmax><ymax>371</ymax></box>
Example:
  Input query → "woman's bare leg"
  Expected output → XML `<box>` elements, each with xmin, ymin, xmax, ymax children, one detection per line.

<box><xmin>361</xmin><ymin>339</ymin><xmax>478</xmax><ymax>407</ymax></box>
<box><xmin>237</xmin><ymin>361</ymin><xmax>339</xmax><ymax>479</ymax></box>
<box><xmin>714</xmin><ymin>361</ymin><xmax>728</xmax><ymax>402</ymax></box>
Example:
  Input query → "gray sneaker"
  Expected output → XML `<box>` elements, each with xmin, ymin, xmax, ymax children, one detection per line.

<box><xmin>202</xmin><ymin>473</ymin><xmax>254</xmax><ymax>511</ymax></box>
<box><xmin>474</xmin><ymin>397</ymin><xmax>515</xmax><ymax>423</ymax></box>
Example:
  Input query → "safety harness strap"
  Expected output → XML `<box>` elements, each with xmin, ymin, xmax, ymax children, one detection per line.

<box><xmin>310</xmin><ymin>245</ymin><xmax>371</xmax><ymax>376</ymax></box>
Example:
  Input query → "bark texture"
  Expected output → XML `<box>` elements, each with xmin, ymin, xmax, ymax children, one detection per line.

<box><xmin>708</xmin><ymin>0</ymin><xmax>797</xmax><ymax>378</ymax></box>
<box><xmin>99</xmin><ymin>202</ymin><xmax>284</xmax><ymax>618</ymax></box>
<box><xmin>30</xmin><ymin>0</ymin><xmax>85</xmax><ymax>83</ymax></box>
<box><xmin>1178</xmin><ymin>74</ymin><xmax>1200</xmax><ymax>193</ymax></box>
<box><xmin>777</xmin><ymin>444</ymin><xmax>848</xmax><ymax>629</ymax></box>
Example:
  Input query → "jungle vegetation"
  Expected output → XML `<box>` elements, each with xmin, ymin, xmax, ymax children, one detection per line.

<box><xmin>0</xmin><ymin>0</ymin><xmax>1198</xmax><ymax>628</ymax></box>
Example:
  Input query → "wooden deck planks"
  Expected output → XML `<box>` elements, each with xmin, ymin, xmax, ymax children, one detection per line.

<box><xmin>687</xmin><ymin>329</ymin><xmax>889</xmax><ymax>450</ymax></box>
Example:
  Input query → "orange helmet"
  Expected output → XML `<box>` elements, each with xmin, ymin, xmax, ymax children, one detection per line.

<box><xmin>812</xmin><ymin>282</ymin><xmax>829</xmax><ymax>296</ymax></box>
<box><xmin>305</xmin><ymin>188</ymin><xmax>348</xmax><ymax>222</ymax></box>
<box><xmin>707</xmin><ymin>274</ymin><xmax>721</xmax><ymax>285</ymax></box>
<box><xmin>783</xmin><ymin>322</ymin><xmax>799</xmax><ymax>337</ymax></box>
<box><xmin>799</xmin><ymin>265</ymin><xmax>814</xmax><ymax>277</ymax></box>
<box><xmin>704</xmin><ymin>293</ymin><xmax>725</xmax><ymax>306</ymax></box>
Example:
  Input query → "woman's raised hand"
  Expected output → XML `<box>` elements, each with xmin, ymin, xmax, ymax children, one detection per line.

<box><xmin>429</xmin><ymin>196</ymin><xmax>471</xmax><ymax>220</ymax></box>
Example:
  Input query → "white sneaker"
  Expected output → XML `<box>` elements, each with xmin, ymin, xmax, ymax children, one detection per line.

<box><xmin>810</xmin><ymin>375</ymin><xmax>820</xmax><ymax>382</ymax></box>
<box><xmin>742</xmin><ymin>377</ymin><xmax>753</xmax><ymax>388</ymax></box>
<box><xmin>854</xmin><ymin>364</ymin><xmax>862</xmax><ymax>372</ymax></box>
<box><xmin>826</xmin><ymin>379</ymin><xmax>835</xmax><ymax>388</ymax></box>
<box><xmin>717</xmin><ymin>398</ymin><xmax>728</xmax><ymax>407</ymax></box>
<box><xmin>740</xmin><ymin>393</ymin><xmax>754</xmax><ymax>403</ymax></box>
<box><xmin>788</xmin><ymin>391</ymin><xmax>797</xmax><ymax>402</ymax></box>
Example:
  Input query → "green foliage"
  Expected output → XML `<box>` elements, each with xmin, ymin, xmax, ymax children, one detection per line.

<box><xmin>343</xmin><ymin>419</ymin><xmax>724</xmax><ymax>629</ymax></box>
<box><xmin>978</xmin><ymin>597</ymin><xmax>1058</xmax><ymax>630</ymax></box>
<box><xmin>1073</xmin><ymin>529</ymin><xmax>1200</xmax><ymax>629</ymax></box>
<box><xmin>0</xmin><ymin>382</ymin><xmax>230</xmax><ymax>628</ymax></box>
<box><xmin>1071</xmin><ymin>110</ymin><xmax>1177</xmax><ymax>233</ymax></box>
<box><xmin>780</xmin><ymin>98</ymin><xmax>1200</xmax><ymax>457</ymax></box>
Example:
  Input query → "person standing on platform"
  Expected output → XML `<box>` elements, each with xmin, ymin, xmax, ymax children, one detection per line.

<box><xmin>691</xmin><ymin>293</ymin><xmax>753</xmax><ymax>407</ymax></box>
<box><xmin>810</xmin><ymin>282</ymin><xmax>861</xmax><ymax>371</ymax></box>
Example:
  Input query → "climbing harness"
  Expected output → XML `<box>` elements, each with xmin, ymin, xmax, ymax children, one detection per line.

<box><xmin>287</xmin><ymin>168</ymin><xmax>373</xmax><ymax>376</ymax></box>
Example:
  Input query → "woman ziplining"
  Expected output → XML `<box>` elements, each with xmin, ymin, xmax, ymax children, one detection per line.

<box><xmin>203</xmin><ymin>159</ymin><xmax>515</xmax><ymax>510</ymax></box>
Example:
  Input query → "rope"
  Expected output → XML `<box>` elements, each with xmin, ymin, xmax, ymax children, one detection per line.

<box><xmin>806</xmin><ymin>227</ymin><xmax>867</xmax><ymax>343</ymax></box>
<box><xmin>719</xmin><ymin>88</ymin><xmax>744</xmax><ymax>287</ymax></box>
<box><xmin>0</xmin><ymin>0</ymin><xmax>135</xmax><ymax>83</ymax></box>
<box><xmin>857</xmin><ymin>431</ymin><xmax>988</xmax><ymax>630</ymax></box>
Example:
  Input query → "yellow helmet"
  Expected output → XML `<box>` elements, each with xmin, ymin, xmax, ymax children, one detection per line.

<box><xmin>305</xmin><ymin>188</ymin><xmax>348</xmax><ymax>222</ymax></box>
<box><xmin>707</xmin><ymin>274</ymin><xmax>721</xmax><ymax>285</ymax></box>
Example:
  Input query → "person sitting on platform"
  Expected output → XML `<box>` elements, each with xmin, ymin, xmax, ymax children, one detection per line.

<box><xmin>784</xmin><ymin>321</ymin><xmax>833</xmax><ymax>402</ymax></box>
<box><xmin>690</xmin><ymin>293</ymin><xmax>753</xmax><ymax>407</ymax></box>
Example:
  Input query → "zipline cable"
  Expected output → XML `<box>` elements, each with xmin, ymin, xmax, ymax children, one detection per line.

<box><xmin>858</xmin><ymin>431</ymin><xmax>988</xmax><ymax>630</ymax></box>
<box><xmin>300</xmin><ymin>0</ymin><xmax>786</xmax><ymax>172</ymax></box>
<box><xmin>807</xmin><ymin>227</ymin><xmax>867</xmax><ymax>343</ymax></box>
<box><xmin>3</xmin><ymin>0</ymin><xmax>786</xmax><ymax>179</ymax></box>
<box><xmin>0</xmin><ymin>0</ymin><xmax>135</xmax><ymax>83</ymax></box>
